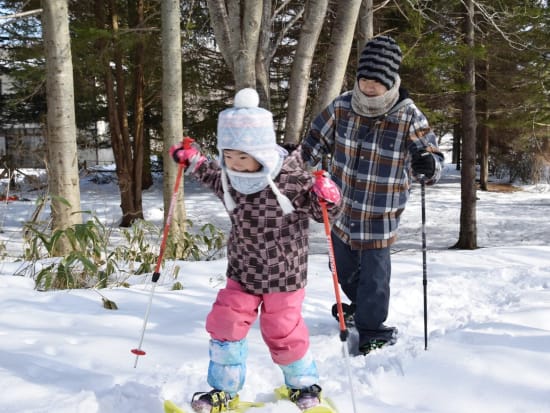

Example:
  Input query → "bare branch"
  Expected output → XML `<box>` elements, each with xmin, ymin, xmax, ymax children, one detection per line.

<box><xmin>272</xmin><ymin>0</ymin><xmax>294</xmax><ymax>21</ymax></box>
<box><xmin>269</xmin><ymin>7</ymin><xmax>305</xmax><ymax>63</ymax></box>
<box><xmin>0</xmin><ymin>9</ymin><xmax>42</xmax><ymax>20</ymax></box>
<box><xmin>374</xmin><ymin>0</ymin><xmax>391</xmax><ymax>13</ymax></box>
<box><xmin>473</xmin><ymin>1</ymin><xmax>529</xmax><ymax>50</ymax></box>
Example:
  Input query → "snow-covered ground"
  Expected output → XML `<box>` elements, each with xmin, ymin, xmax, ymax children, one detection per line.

<box><xmin>0</xmin><ymin>142</ymin><xmax>549</xmax><ymax>412</ymax></box>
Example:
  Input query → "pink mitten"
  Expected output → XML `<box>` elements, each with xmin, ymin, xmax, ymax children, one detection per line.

<box><xmin>169</xmin><ymin>137</ymin><xmax>206</xmax><ymax>173</ymax></box>
<box><xmin>312</xmin><ymin>170</ymin><xmax>341</xmax><ymax>204</ymax></box>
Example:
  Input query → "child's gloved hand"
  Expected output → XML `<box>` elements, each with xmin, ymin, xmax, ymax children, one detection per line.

<box><xmin>312</xmin><ymin>170</ymin><xmax>341</xmax><ymax>204</ymax></box>
<box><xmin>169</xmin><ymin>137</ymin><xmax>206</xmax><ymax>173</ymax></box>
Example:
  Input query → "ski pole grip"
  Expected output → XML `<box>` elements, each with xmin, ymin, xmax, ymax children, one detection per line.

<box><xmin>313</xmin><ymin>170</ymin><xmax>327</xmax><ymax>210</ymax></box>
<box><xmin>182</xmin><ymin>136</ymin><xmax>195</xmax><ymax>150</ymax></box>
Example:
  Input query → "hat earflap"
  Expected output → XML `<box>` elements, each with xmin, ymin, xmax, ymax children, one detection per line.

<box><xmin>266</xmin><ymin>175</ymin><xmax>295</xmax><ymax>215</ymax></box>
<box><xmin>221</xmin><ymin>168</ymin><xmax>237</xmax><ymax>211</ymax></box>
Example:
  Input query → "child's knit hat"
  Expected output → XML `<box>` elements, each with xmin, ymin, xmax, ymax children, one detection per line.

<box><xmin>217</xmin><ymin>88</ymin><xmax>294</xmax><ymax>214</ymax></box>
<box><xmin>357</xmin><ymin>35</ymin><xmax>402</xmax><ymax>90</ymax></box>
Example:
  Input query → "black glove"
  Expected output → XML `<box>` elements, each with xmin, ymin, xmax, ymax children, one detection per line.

<box><xmin>411</xmin><ymin>150</ymin><xmax>436</xmax><ymax>179</ymax></box>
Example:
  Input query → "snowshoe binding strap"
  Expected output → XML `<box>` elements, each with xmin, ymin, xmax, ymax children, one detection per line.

<box><xmin>190</xmin><ymin>389</ymin><xmax>238</xmax><ymax>413</ymax></box>
<box><xmin>288</xmin><ymin>384</ymin><xmax>322</xmax><ymax>410</ymax></box>
<box><xmin>359</xmin><ymin>339</ymin><xmax>388</xmax><ymax>355</ymax></box>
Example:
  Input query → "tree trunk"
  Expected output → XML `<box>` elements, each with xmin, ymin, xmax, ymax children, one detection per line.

<box><xmin>205</xmin><ymin>0</ymin><xmax>235</xmax><ymax>74</ymax></box>
<box><xmin>142</xmin><ymin>128</ymin><xmax>153</xmax><ymax>189</ymax></box>
<box><xmin>256</xmin><ymin>2</ymin><xmax>306</xmax><ymax>110</ymax></box>
<box><xmin>111</xmin><ymin>0</ymin><xmax>141</xmax><ymax>226</ymax></box>
<box><xmin>479</xmin><ymin>117</ymin><xmax>490</xmax><ymax>190</ymax></box>
<box><xmin>311</xmin><ymin>0</ymin><xmax>362</xmax><ymax>117</ymax></box>
<box><xmin>356</xmin><ymin>0</ymin><xmax>374</xmax><ymax>59</ymax></box>
<box><xmin>128</xmin><ymin>0</ymin><xmax>152</xmax><ymax>191</ymax></box>
<box><xmin>478</xmin><ymin>52</ymin><xmax>490</xmax><ymax>191</ymax></box>
<box><xmin>452</xmin><ymin>122</ymin><xmax>461</xmax><ymax>169</ymax></box>
<box><xmin>42</xmin><ymin>0</ymin><xmax>82</xmax><ymax>256</ymax></box>
<box><xmin>453</xmin><ymin>0</ymin><xmax>477</xmax><ymax>249</ymax></box>
<box><xmin>130</xmin><ymin>0</ymin><xmax>145</xmax><ymax>216</ymax></box>
<box><xmin>285</xmin><ymin>0</ymin><xmax>329</xmax><ymax>145</ymax></box>
<box><xmin>95</xmin><ymin>0</ymin><xmax>143</xmax><ymax>227</ymax></box>
<box><xmin>255</xmin><ymin>0</ymin><xmax>272</xmax><ymax>108</ymax></box>
<box><xmin>161</xmin><ymin>0</ymin><xmax>187</xmax><ymax>244</ymax></box>
<box><xmin>207</xmin><ymin>0</ymin><xmax>262</xmax><ymax>91</ymax></box>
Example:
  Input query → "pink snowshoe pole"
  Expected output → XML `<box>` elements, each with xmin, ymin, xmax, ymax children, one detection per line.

<box><xmin>131</xmin><ymin>140</ymin><xmax>189</xmax><ymax>367</ymax></box>
<box><xmin>315</xmin><ymin>170</ymin><xmax>357</xmax><ymax>413</ymax></box>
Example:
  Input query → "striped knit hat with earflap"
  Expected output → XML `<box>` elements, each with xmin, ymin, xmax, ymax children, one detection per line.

<box><xmin>357</xmin><ymin>35</ymin><xmax>402</xmax><ymax>90</ymax></box>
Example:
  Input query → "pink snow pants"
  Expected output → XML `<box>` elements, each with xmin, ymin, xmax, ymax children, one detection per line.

<box><xmin>206</xmin><ymin>278</ymin><xmax>310</xmax><ymax>365</ymax></box>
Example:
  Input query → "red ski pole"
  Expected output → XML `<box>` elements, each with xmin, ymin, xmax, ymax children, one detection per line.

<box><xmin>131</xmin><ymin>138</ymin><xmax>190</xmax><ymax>367</ymax></box>
<box><xmin>314</xmin><ymin>170</ymin><xmax>357</xmax><ymax>413</ymax></box>
<box><xmin>319</xmin><ymin>201</ymin><xmax>348</xmax><ymax>338</ymax></box>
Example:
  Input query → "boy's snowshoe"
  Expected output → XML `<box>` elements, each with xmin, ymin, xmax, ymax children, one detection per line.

<box><xmin>358</xmin><ymin>325</ymin><xmax>398</xmax><ymax>355</ymax></box>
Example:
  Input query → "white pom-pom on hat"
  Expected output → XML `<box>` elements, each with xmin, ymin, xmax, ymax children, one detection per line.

<box><xmin>234</xmin><ymin>88</ymin><xmax>260</xmax><ymax>108</ymax></box>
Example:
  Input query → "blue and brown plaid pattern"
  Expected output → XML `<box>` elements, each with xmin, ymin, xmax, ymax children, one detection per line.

<box><xmin>302</xmin><ymin>91</ymin><xmax>443</xmax><ymax>250</ymax></box>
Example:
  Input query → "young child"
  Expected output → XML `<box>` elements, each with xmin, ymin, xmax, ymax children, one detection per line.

<box><xmin>169</xmin><ymin>88</ymin><xmax>342</xmax><ymax>413</ymax></box>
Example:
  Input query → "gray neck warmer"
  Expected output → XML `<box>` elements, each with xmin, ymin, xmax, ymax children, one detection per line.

<box><xmin>351</xmin><ymin>75</ymin><xmax>401</xmax><ymax>117</ymax></box>
<box><xmin>220</xmin><ymin>154</ymin><xmax>295</xmax><ymax>215</ymax></box>
<box><xmin>224</xmin><ymin>154</ymin><xmax>283</xmax><ymax>195</ymax></box>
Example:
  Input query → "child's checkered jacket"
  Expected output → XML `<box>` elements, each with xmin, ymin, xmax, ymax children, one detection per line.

<box><xmin>191</xmin><ymin>149</ymin><xmax>342</xmax><ymax>294</ymax></box>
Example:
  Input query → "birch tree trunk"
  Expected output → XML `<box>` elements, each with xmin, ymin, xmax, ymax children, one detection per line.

<box><xmin>161</xmin><ymin>0</ymin><xmax>187</xmax><ymax>242</ymax></box>
<box><xmin>454</xmin><ymin>0</ymin><xmax>477</xmax><ymax>249</ymax></box>
<box><xmin>310</xmin><ymin>0</ymin><xmax>362</xmax><ymax>117</ymax></box>
<box><xmin>356</xmin><ymin>0</ymin><xmax>374</xmax><ymax>59</ymax></box>
<box><xmin>256</xmin><ymin>2</ymin><xmax>306</xmax><ymax>109</ymax></box>
<box><xmin>255</xmin><ymin>0</ymin><xmax>273</xmax><ymax>108</ymax></box>
<box><xmin>284</xmin><ymin>0</ymin><xmax>328</xmax><ymax>145</ymax></box>
<box><xmin>206</xmin><ymin>0</ymin><xmax>262</xmax><ymax>90</ymax></box>
<box><xmin>42</xmin><ymin>0</ymin><xmax>82</xmax><ymax>255</ymax></box>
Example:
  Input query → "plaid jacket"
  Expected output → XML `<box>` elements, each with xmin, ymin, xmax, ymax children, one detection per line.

<box><xmin>192</xmin><ymin>149</ymin><xmax>341</xmax><ymax>294</ymax></box>
<box><xmin>302</xmin><ymin>90</ymin><xmax>443</xmax><ymax>249</ymax></box>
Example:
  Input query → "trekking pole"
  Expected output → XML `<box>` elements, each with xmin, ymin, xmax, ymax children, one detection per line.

<box><xmin>314</xmin><ymin>172</ymin><xmax>357</xmax><ymax>413</ymax></box>
<box><xmin>420</xmin><ymin>175</ymin><xmax>428</xmax><ymax>350</ymax></box>
<box><xmin>131</xmin><ymin>140</ymin><xmax>188</xmax><ymax>367</ymax></box>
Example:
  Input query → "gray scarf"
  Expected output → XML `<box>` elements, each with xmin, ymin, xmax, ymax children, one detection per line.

<box><xmin>351</xmin><ymin>75</ymin><xmax>401</xmax><ymax>117</ymax></box>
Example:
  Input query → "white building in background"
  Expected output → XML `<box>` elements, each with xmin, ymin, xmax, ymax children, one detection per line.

<box><xmin>0</xmin><ymin>72</ymin><xmax>44</xmax><ymax>168</ymax></box>
<box><xmin>0</xmin><ymin>73</ymin><xmax>114</xmax><ymax>169</ymax></box>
